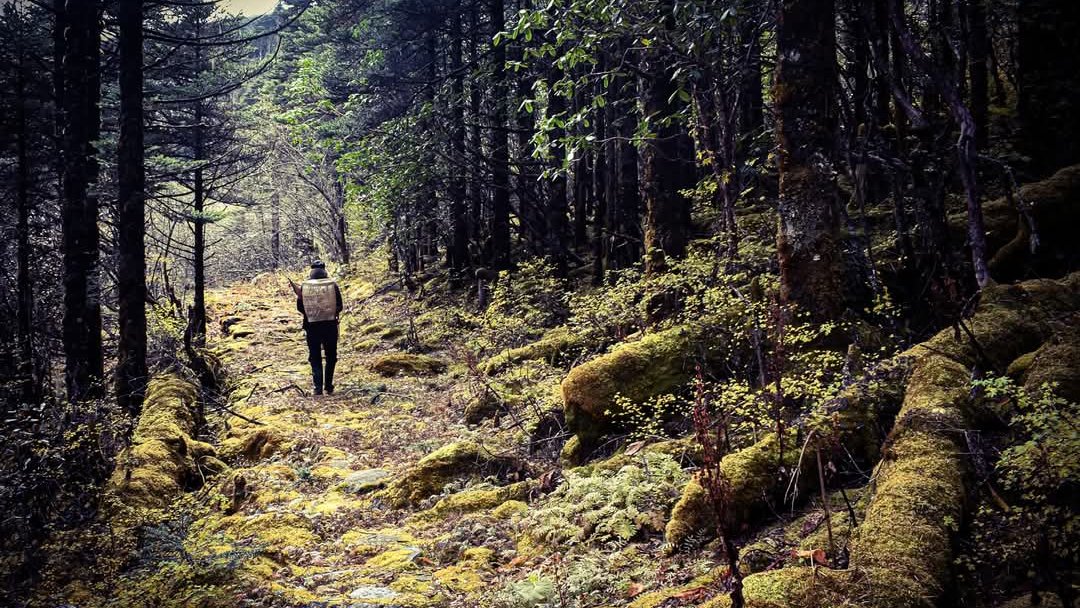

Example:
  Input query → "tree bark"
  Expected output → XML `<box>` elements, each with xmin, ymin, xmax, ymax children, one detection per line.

<box><xmin>967</xmin><ymin>0</ymin><xmax>990</xmax><ymax>148</ymax></box>
<box><xmin>488</xmin><ymin>0</ymin><xmax>511</xmax><ymax>269</ymax></box>
<box><xmin>775</xmin><ymin>0</ymin><xmax>865</xmax><ymax>319</ymax></box>
<box><xmin>889</xmin><ymin>0</ymin><xmax>991</xmax><ymax>288</ymax></box>
<box><xmin>545</xmin><ymin>68</ymin><xmax>570</xmax><ymax>274</ymax></box>
<box><xmin>641</xmin><ymin>37</ymin><xmax>689</xmax><ymax>275</ymax></box>
<box><xmin>61</xmin><ymin>0</ymin><xmax>104</xmax><ymax>402</ymax></box>
<box><xmin>449</xmin><ymin>11</ymin><xmax>469</xmax><ymax>283</ymax></box>
<box><xmin>15</xmin><ymin>29</ymin><xmax>35</xmax><ymax>403</ymax></box>
<box><xmin>1018</xmin><ymin>0</ymin><xmax>1080</xmax><ymax>175</ymax></box>
<box><xmin>116</xmin><ymin>0</ymin><xmax>148</xmax><ymax>418</ymax></box>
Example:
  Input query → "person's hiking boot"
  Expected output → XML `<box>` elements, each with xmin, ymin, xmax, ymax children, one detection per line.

<box><xmin>313</xmin><ymin>388</ymin><xmax>323</xmax><ymax>396</ymax></box>
<box><xmin>324</xmin><ymin>364</ymin><xmax>335</xmax><ymax>396</ymax></box>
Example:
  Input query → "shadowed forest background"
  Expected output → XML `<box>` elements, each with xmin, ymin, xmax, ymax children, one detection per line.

<box><xmin>0</xmin><ymin>0</ymin><xmax>1077</xmax><ymax>606</ymax></box>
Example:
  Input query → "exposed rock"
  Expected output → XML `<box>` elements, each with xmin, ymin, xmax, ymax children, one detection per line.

<box><xmin>339</xmin><ymin>469</ymin><xmax>391</xmax><ymax>494</ymax></box>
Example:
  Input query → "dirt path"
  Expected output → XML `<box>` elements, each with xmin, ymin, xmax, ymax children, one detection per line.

<box><xmin>202</xmin><ymin>273</ymin><xmax>490</xmax><ymax>606</ymax></box>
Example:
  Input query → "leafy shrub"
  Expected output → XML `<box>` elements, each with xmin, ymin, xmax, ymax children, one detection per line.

<box><xmin>959</xmin><ymin>377</ymin><xmax>1079</xmax><ymax>604</ymax></box>
<box><xmin>608</xmin><ymin>392</ymin><xmax>691</xmax><ymax>441</ymax></box>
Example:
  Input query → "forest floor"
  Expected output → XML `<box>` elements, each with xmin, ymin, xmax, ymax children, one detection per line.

<box><xmin>30</xmin><ymin>251</ymin><xmax>1076</xmax><ymax>608</ymax></box>
<box><xmin>198</xmin><ymin>267</ymin><xmax>498</xmax><ymax>606</ymax></box>
<box><xmin>137</xmin><ymin>259</ymin><xmax>728</xmax><ymax>608</ymax></box>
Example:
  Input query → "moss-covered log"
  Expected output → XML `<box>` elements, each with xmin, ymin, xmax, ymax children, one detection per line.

<box><xmin>107</xmin><ymin>375</ymin><xmax>226</xmax><ymax>510</ymax></box>
<box><xmin>699</xmin><ymin>274</ymin><xmax>1080</xmax><ymax>608</ymax></box>
<box><xmin>968</xmin><ymin>163</ymin><xmax>1080</xmax><ymax>281</ymax></box>
<box><xmin>1021</xmin><ymin>326</ymin><xmax>1080</xmax><ymax>401</ymax></box>
<box><xmin>480</xmin><ymin>326</ymin><xmax>581</xmax><ymax>375</ymax></box>
<box><xmin>561</xmin><ymin>326</ymin><xmax>697</xmax><ymax>453</ymax></box>
<box><xmin>370</xmin><ymin>352</ymin><xmax>447</xmax><ymax>376</ymax></box>
<box><xmin>664</xmin><ymin>359</ymin><xmax>908</xmax><ymax>549</ymax></box>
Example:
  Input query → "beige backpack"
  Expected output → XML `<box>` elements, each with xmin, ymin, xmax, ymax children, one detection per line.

<box><xmin>301</xmin><ymin>278</ymin><xmax>338</xmax><ymax>322</ymax></box>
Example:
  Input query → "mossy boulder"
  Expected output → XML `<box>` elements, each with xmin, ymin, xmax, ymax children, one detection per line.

<box><xmin>463</xmin><ymin>388</ymin><xmax>524</xmax><ymax>425</ymax></box>
<box><xmin>664</xmin><ymin>429</ymin><xmax>805</xmax><ymax>550</ymax></box>
<box><xmin>380</xmin><ymin>441</ymin><xmax>523</xmax><ymax>508</ymax></box>
<box><xmin>219</xmin><ymin>426</ymin><xmax>285</xmax><ymax>461</ymax></box>
<box><xmin>1022</xmin><ymin>327</ymin><xmax>1080</xmax><ymax>401</ymax></box>
<box><xmin>977</xmin><ymin>163</ymin><xmax>1080</xmax><ymax>280</ymax></box>
<box><xmin>480</xmin><ymin>326</ymin><xmax>581</xmax><ymax>375</ymax></box>
<box><xmin>664</xmin><ymin>358</ymin><xmax>909</xmax><ymax>550</ymax></box>
<box><xmin>107</xmin><ymin>376</ymin><xmax>222</xmax><ymax>510</ymax></box>
<box><xmin>417</xmin><ymin>480</ymin><xmax>534</xmax><ymax>520</ymax></box>
<box><xmin>561</xmin><ymin>326</ymin><xmax>697</xmax><ymax>450</ymax></box>
<box><xmin>370</xmin><ymin>352</ymin><xmax>447</xmax><ymax>377</ymax></box>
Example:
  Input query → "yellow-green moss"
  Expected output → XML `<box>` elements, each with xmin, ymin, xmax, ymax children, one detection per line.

<box><xmin>416</xmin><ymin>481</ymin><xmax>533</xmax><ymax>520</ymax></box>
<box><xmin>107</xmin><ymin>375</ymin><xmax>222</xmax><ymax>511</ymax></box>
<box><xmin>1006</xmin><ymin>351</ymin><xmax>1037</xmax><ymax>380</ymax></box>
<box><xmin>480</xmin><ymin>326</ymin><xmax>581</xmax><ymax>375</ymax></box>
<box><xmin>492</xmin><ymin>499</ymin><xmax>529</xmax><ymax>519</ymax></box>
<box><xmin>219</xmin><ymin>426</ymin><xmax>285</xmax><ymax>461</ymax></box>
<box><xmin>664</xmin><ymin>428</ymin><xmax>807</xmax><ymax>549</ymax></box>
<box><xmin>370</xmin><ymin>352</ymin><xmax>447</xmax><ymax>377</ymax></box>
<box><xmin>982</xmin><ymin>164</ymin><xmax>1080</xmax><ymax>280</ymax></box>
<box><xmin>434</xmin><ymin>547</ymin><xmax>494</xmax><ymax>594</ymax></box>
<box><xmin>1023</xmin><ymin>329</ymin><xmax>1080</xmax><ymax>401</ymax></box>
<box><xmin>365</xmin><ymin>547</ymin><xmax>421</xmax><ymax>571</ymax></box>
<box><xmin>561</xmin><ymin>326</ymin><xmax>695</xmax><ymax>441</ymax></box>
<box><xmin>575</xmin><ymin>437</ymin><xmax>703</xmax><ymax>477</ymax></box>
<box><xmin>205</xmin><ymin>511</ymin><xmax>317</xmax><ymax>554</ymax></box>
<box><xmin>720</xmin><ymin>274</ymin><xmax>1080</xmax><ymax>608</ymax></box>
<box><xmin>380</xmin><ymin>441</ymin><xmax>511</xmax><ymax>507</ymax></box>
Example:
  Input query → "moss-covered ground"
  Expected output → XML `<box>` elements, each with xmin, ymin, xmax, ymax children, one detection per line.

<box><xmin>31</xmin><ymin>261</ymin><xmax>1079</xmax><ymax>608</ymax></box>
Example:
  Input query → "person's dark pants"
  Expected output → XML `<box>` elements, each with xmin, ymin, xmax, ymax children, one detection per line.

<box><xmin>305</xmin><ymin>321</ymin><xmax>338</xmax><ymax>394</ymax></box>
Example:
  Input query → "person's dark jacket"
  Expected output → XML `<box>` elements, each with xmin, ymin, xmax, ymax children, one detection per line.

<box><xmin>297</xmin><ymin>284</ymin><xmax>343</xmax><ymax>330</ymax></box>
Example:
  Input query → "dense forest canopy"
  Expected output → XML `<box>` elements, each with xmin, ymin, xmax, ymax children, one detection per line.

<box><xmin>0</xmin><ymin>0</ymin><xmax>1077</xmax><ymax>606</ymax></box>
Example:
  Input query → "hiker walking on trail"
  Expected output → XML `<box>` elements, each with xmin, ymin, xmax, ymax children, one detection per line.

<box><xmin>295</xmin><ymin>261</ymin><xmax>343</xmax><ymax>395</ymax></box>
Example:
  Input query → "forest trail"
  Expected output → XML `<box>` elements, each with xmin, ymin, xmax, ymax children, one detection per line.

<box><xmin>200</xmin><ymin>269</ymin><xmax>496</xmax><ymax>606</ymax></box>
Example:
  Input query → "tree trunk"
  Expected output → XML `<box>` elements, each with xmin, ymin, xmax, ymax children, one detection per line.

<box><xmin>467</xmin><ymin>1</ymin><xmax>484</xmax><ymax>262</ymax></box>
<box><xmin>449</xmin><ymin>11</ymin><xmax>469</xmax><ymax>284</ymax></box>
<box><xmin>967</xmin><ymin>0</ymin><xmax>990</xmax><ymax>148</ymax></box>
<box><xmin>61</xmin><ymin>0</ymin><xmax>104</xmax><ymax>402</ymax></box>
<box><xmin>15</xmin><ymin>35</ymin><xmax>35</xmax><ymax>403</ymax></box>
<box><xmin>270</xmin><ymin>193</ymin><xmax>281</xmax><ymax>268</ymax></box>
<box><xmin>738</xmin><ymin>8</ymin><xmax>764</xmax><ymax>139</ymax></box>
<box><xmin>592</xmin><ymin>59</ymin><xmax>608</xmax><ymax>285</ymax></box>
<box><xmin>116</xmin><ymin>0</ymin><xmax>148</xmax><ymax>418</ymax></box>
<box><xmin>890</xmin><ymin>0</ymin><xmax>991</xmax><ymax>288</ymax></box>
<box><xmin>488</xmin><ymin>0</ymin><xmax>511</xmax><ymax>269</ymax></box>
<box><xmin>775</xmin><ymin>0</ymin><xmax>867</xmax><ymax>318</ymax></box>
<box><xmin>1018</xmin><ymin>0</ymin><xmax>1080</xmax><ymax>175</ymax></box>
<box><xmin>545</xmin><ymin>68</ymin><xmax>570</xmax><ymax>274</ymax></box>
<box><xmin>641</xmin><ymin>41</ymin><xmax>689</xmax><ymax>275</ymax></box>
<box><xmin>611</xmin><ymin>86</ymin><xmax>641</xmax><ymax>272</ymax></box>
